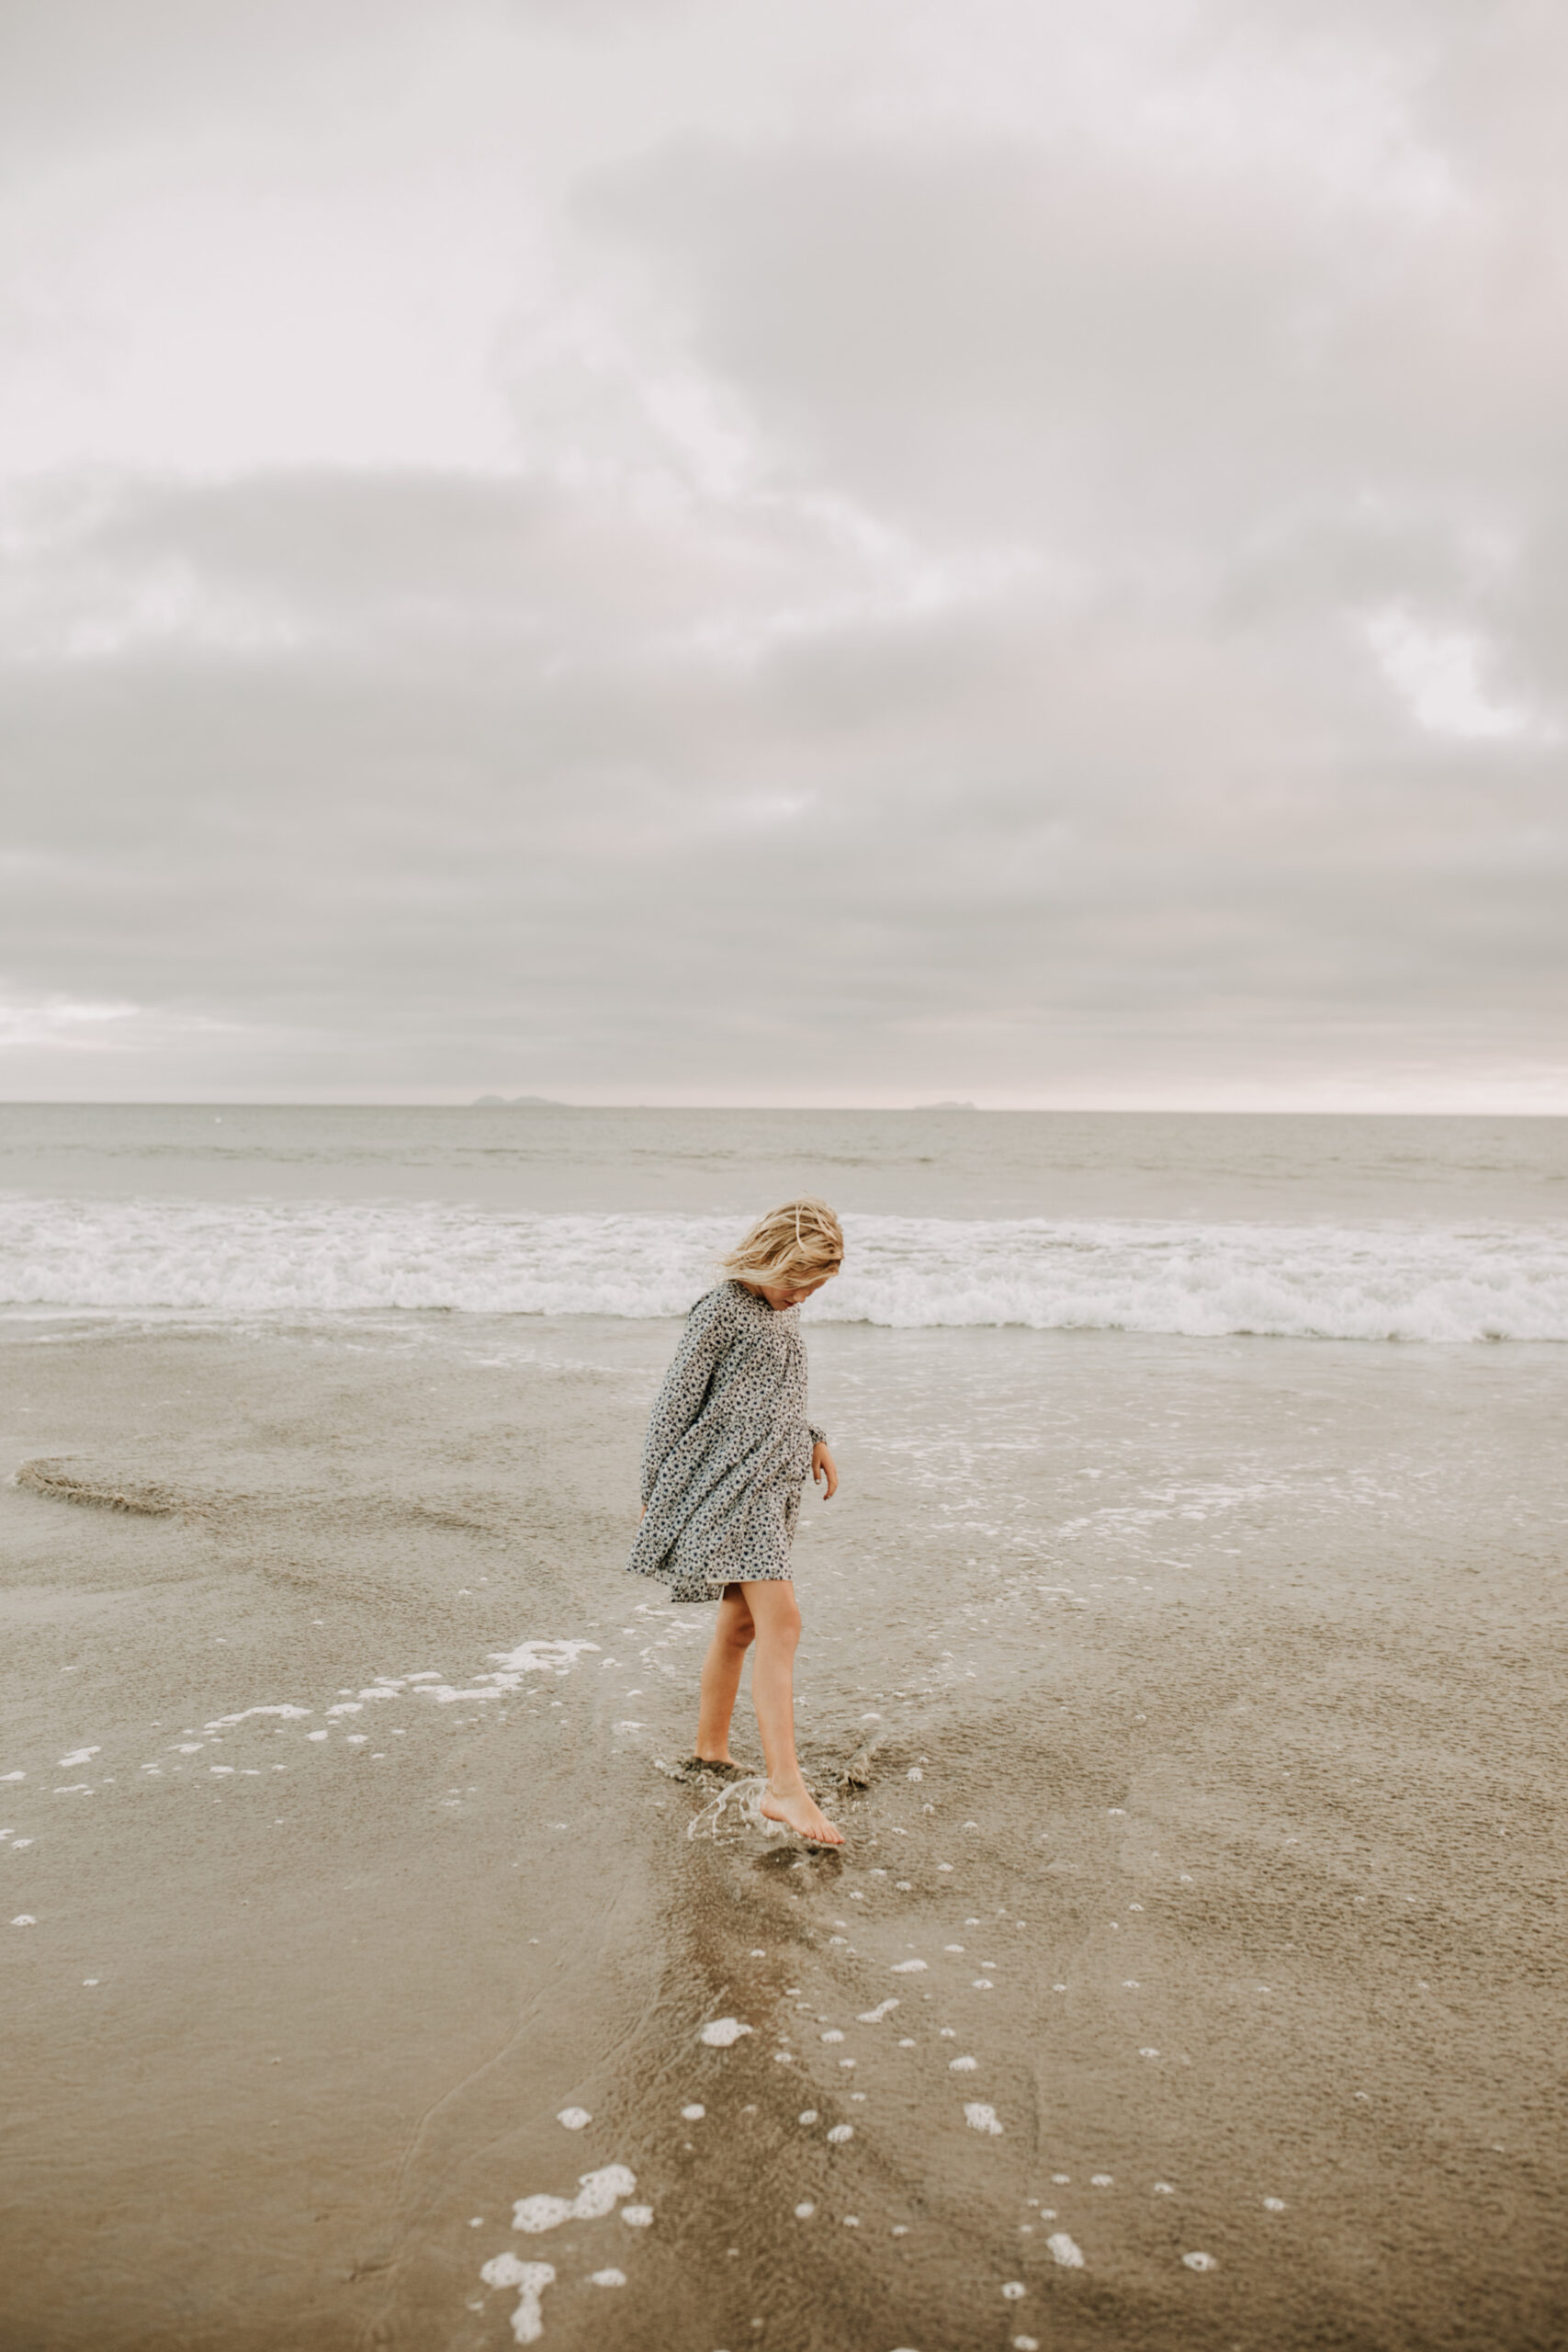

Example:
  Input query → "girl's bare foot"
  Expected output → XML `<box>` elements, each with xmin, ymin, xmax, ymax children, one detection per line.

<box><xmin>761</xmin><ymin>1779</ymin><xmax>845</xmax><ymax>1846</ymax></box>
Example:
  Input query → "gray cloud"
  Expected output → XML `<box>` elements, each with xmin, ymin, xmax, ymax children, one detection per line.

<box><xmin>1</xmin><ymin>0</ymin><xmax>1563</xmax><ymax>1103</ymax></box>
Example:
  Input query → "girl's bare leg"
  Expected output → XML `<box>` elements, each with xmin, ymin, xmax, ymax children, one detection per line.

<box><xmin>694</xmin><ymin>1585</ymin><xmax>755</xmax><ymax>1763</ymax></box>
<box><xmin>742</xmin><ymin>1578</ymin><xmax>844</xmax><ymax>1846</ymax></box>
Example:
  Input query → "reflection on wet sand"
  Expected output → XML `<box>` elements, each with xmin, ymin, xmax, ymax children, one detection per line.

<box><xmin>2</xmin><ymin>1316</ymin><xmax>1564</xmax><ymax>2349</ymax></box>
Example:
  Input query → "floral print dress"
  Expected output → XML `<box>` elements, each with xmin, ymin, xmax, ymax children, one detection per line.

<box><xmin>626</xmin><ymin>1281</ymin><xmax>828</xmax><ymax>1603</ymax></box>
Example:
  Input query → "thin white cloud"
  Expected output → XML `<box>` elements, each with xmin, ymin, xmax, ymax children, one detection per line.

<box><xmin>0</xmin><ymin>995</ymin><xmax>140</xmax><ymax>1049</ymax></box>
<box><xmin>1362</xmin><ymin>606</ymin><xmax>1555</xmax><ymax>742</ymax></box>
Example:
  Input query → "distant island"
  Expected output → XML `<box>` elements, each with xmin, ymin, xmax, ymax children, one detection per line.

<box><xmin>470</xmin><ymin>1094</ymin><xmax>564</xmax><ymax>1107</ymax></box>
<box><xmin>915</xmin><ymin>1100</ymin><xmax>976</xmax><ymax>1110</ymax></box>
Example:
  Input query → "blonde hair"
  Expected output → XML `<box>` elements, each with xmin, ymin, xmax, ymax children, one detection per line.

<box><xmin>722</xmin><ymin>1196</ymin><xmax>843</xmax><ymax>1291</ymax></box>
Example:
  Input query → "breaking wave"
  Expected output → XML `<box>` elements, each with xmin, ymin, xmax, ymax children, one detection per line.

<box><xmin>1</xmin><ymin>1196</ymin><xmax>1564</xmax><ymax>1343</ymax></box>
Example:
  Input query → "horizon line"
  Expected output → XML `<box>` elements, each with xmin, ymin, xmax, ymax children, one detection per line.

<box><xmin>3</xmin><ymin>1098</ymin><xmax>1567</xmax><ymax>1118</ymax></box>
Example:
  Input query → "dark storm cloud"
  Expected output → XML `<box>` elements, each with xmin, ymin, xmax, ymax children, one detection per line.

<box><xmin>1</xmin><ymin>0</ymin><xmax>1563</xmax><ymax>1102</ymax></box>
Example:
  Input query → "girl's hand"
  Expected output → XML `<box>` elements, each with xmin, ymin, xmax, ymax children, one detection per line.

<box><xmin>811</xmin><ymin>1442</ymin><xmax>839</xmax><ymax>1500</ymax></box>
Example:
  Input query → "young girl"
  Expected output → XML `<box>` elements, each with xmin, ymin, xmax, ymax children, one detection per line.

<box><xmin>627</xmin><ymin>1198</ymin><xmax>845</xmax><ymax>1846</ymax></box>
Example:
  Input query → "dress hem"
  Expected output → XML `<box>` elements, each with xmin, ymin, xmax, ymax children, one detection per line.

<box><xmin>627</xmin><ymin>1563</ymin><xmax>795</xmax><ymax>1604</ymax></box>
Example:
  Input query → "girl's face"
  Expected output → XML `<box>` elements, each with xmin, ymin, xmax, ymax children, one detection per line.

<box><xmin>745</xmin><ymin>1273</ymin><xmax>835</xmax><ymax>1311</ymax></box>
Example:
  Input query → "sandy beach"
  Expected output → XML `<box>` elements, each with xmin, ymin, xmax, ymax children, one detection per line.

<box><xmin>8</xmin><ymin>0</ymin><xmax>1568</xmax><ymax>2325</ymax></box>
<box><xmin>6</xmin><ymin>0</ymin><xmax>1566</xmax><ymax>2317</ymax></box>
<box><xmin>4</xmin><ymin>1299</ymin><xmax>1564</xmax><ymax>2352</ymax></box>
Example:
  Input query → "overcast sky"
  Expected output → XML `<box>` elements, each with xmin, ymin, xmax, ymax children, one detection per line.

<box><xmin>2</xmin><ymin>0</ymin><xmax>1563</xmax><ymax>1107</ymax></box>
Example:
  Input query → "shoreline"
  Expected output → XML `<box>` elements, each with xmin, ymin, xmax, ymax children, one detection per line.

<box><xmin>3</xmin><ymin>1316</ymin><xmax>1564</xmax><ymax>2348</ymax></box>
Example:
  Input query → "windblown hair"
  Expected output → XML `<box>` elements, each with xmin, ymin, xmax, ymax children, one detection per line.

<box><xmin>722</xmin><ymin>1196</ymin><xmax>844</xmax><ymax>1291</ymax></box>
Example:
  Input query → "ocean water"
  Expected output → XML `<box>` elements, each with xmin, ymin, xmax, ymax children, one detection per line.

<box><xmin>2</xmin><ymin>1103</ymin><xmax>1564</xmax><ymax>1341</ymax></box>
<box><xmin>5</xmin><ymin>1105</ymin><xmax>1567</xmax><ymax>2350</ymax></box>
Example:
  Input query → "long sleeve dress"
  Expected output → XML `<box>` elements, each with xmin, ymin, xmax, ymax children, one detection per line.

<box><xmin>626</xmin><ymin>1280</ymin><xmax>828</xmax><ymax>1603</ymax></box>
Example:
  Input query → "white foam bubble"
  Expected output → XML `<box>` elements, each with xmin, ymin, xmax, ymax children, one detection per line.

<box><xmin>1001</xmin><ymin>2282</ymin><xmax>1026</xmax><ymax>2300</ymax></box>
<box><xmin>513</xmin><ymin>2165</ymin><xmax>636</xmax><ymax>2233</ymax></box>
<box><xmin>857</xmin><ymin>1999</ymin><xmax>899</xmax><ymax>2023</ymax></box>
<box><xmin>1183</xmin><ymin>2252</ymin><xmax>1217</xmax><ymax>2272</ymax></box>
<box><xmin>589</xmin><ymin>2268</ymin><xmax>626</xmax><ymax>2287</ymax></box>
<box><xmin>557</xmin><ymin>2108</ymin><xmax>591</xmax><ymax>2131</ymax></box>
<box><xmin>621</xmin><ymin>2205</ymin><xmax>654</xmax><ymax>2227</ymax></box>
<box><xmin>1263</xmin><ymin>2196</ymin><xmax>1286</xmax><ymax>2211</ymax></box>
<box><xmin>479</xmin><ymin>2255</ymin><xmax>555</xmax><ymax>2345</ymax></box>
<box><xmin>890</xmin><ymin>1960</ymin><xmax>927</xmax><ymax>1974</ymax></box>
<box><xmin>12</xmin><ymin>1915</ymin><xmax>37</xmax><ymax>1927</ymax></box>
<box><xmin>57</xmin><ymin>1748</ymin><xmax>98</xmax><ymax>1768</ymax></box>
<box><xmin>685</xmin><ymin>1774</ymin><xmax>776</xmax><ymax>1841</ymax></box>
<box><xmin>572</xmin><ymin>2166</ymin><xmax>636</xmax><ymax>2220</ymax></box>
<box><xmin>489</xmin><ymin>1640</ymin><xmax>602</xmax><ymax>1683</ymax></box>
<box><xmin>964</xmin><ymin>2104</ymin><xmax>1003</xmax><ymax>2135</ymax></box>
<box><xmin>682</xmin><ymin>2104</ymin><xmax>705</xmax><ymax>2120</ymax></box>
<box><xmin>512</xmin><ymin>2196</ymin><xmax>576</xmax><ymax>2234</ymax></box>
<box><xmin>795</xmin><ymin>2200</ymin><xmax>816</xmax><ymax>2219</ymax></box>
<box><xmin>700</xmin><ymin>2018</ymin><xmax>753</xmax><ymax>2046</ymax></box>
<box><xmin>827</xmin><ymin>2124</ymin><xmax>853</xmax><ymax>2144</ymax></box>
<box><xmin>1046</xmin><ymin>2233</ymin><xmax>1085</xmax><ymax>2267</ymax></box>
<box><xmin>950</xmin><ymin>2056</ymin><xmax>977</xmax><ymax>2072</ymax></box>
<box><xmin>204</xmin><ymin>1706</ymin><xmax>310</xmax><ymax>1731</ymax></box>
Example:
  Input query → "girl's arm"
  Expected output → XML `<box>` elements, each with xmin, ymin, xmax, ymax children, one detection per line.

<box><xmin>639</xmin><ymin>1292</ymin><xmax>731</xmax><ymax>1503</ymax></box>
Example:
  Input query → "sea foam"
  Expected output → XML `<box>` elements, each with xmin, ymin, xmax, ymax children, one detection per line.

<box><xmin>2</xmin><ymin>1198</ymin><xmax>1564</xmax><ymax>1342</ymax></box>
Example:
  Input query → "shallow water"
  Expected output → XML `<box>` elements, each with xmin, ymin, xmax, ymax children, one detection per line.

<box><xmin>3</xmin><ymin>1305</ymin><xmax>1564</xmax><ymax>2349</ymax></box>
<box><xmin>2</xmin><ymin>1110</ymin><xmax>1565</xmax><ymax>2347</ymax></box>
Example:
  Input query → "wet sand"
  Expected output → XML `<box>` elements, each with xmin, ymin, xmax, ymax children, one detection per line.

<box><xmin>2</xmin><ymin>1316</ymin><xmax>1565</xmax><ymax>2351</ymax></box>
